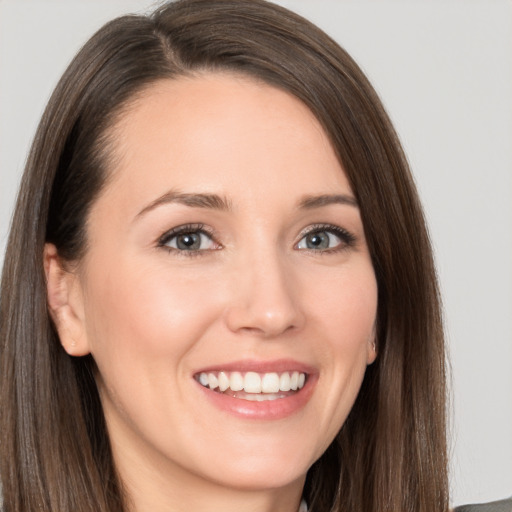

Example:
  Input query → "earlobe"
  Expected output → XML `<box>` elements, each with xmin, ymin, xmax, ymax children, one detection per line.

<box><xmin>367</xmin><ymin>338</ymin><xmax>377</xmax><ymax>365</ymax></box>
<box><xmin>44</xmin><ymin>243</ymin><xmax>90</xmax><ymax>357</ymax></box>
<box><xmin>366</xmin><ymin>326</ymin><xmax>377</xmax><ymax>365</ymax></box>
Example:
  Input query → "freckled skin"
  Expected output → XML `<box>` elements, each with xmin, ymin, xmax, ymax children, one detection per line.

<box><xmin>63</xmin><ymin>74</ymin><xmax>377</xmax><ymax>512</ymax></box>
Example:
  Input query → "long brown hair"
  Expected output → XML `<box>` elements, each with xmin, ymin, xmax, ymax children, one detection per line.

<box><xmin>0</xmin><ymin>1</ymin><xmax>448</xmax><ymax>510</ymax></box>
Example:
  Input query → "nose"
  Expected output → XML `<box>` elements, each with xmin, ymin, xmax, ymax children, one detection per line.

<box><xmin>223</xmin><ymin>250</ymin><xmax>305</xmax><ymax>338</ymax></box>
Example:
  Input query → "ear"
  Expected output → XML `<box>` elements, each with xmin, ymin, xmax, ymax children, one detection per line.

<box><xmin>44</xmin><ymin>243</ymin><xmax>90</xmax><ymax>356</ymax></box>
<box><xmin>366</xmin><ymin>326</ymin><xmax>377</xmax><ymax>365</ymax></box>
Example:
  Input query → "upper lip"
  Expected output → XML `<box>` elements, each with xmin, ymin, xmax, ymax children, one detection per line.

<box><xmin>193</xmin><ymin>359</ymin><xmax>315</xmax><ymax>375</ymax></box>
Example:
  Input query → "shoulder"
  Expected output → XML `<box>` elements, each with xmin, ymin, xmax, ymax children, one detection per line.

<box><xmin>454</xmin><ymin>497</ymin><xmax>512</xmax><ymax>512</ymax></box>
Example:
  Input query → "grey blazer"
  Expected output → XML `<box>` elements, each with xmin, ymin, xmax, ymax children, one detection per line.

<box><xmin>454</xmin><ymin>498</ymin><xmax>512</xmax><ymax>512</ymax></box>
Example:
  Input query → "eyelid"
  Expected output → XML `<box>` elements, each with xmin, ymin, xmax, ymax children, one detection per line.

<box><xmin>156</xmin><ymin>222</ymin><xmax>356</xmax><ymax>254</ymax></box>
<box><xmin>157</xmin><ymin>223</ymin><xmax>220</xmax><ymax>251</ymax></box>
<box><xmin>295</xmin><ymin>223</ymin><xmax>357</xmax><ymax>251</ymax></box>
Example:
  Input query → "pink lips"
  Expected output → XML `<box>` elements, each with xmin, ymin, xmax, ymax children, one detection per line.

<box><xmin>194</xmin><ymin>358</ymin><xmax>315</xmax><ymax>375</ymax></box>
<box><xmin>194</xmin><ymin>359</ymin><xmax>317</xmax><ymax>420</ymax></box>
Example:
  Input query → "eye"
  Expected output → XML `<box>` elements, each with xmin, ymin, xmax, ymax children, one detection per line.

<box><xmin>296</xmin><ymin>224</ymin><xmax>355</xmax><ymax>252</ymax></box>
<box><xmin>297</xmin><ymin>231</ymin><xmax>339</xmax><ymax>250</ymax></box>
<box><xmin>167</xmin><ymin>232</ymin><xmax>215</xmax><ymax>251</ymax></box>
<box><xmin>159</xmin><ymin>224</ymin><xmax>218</xmax><ymax>252</ymax></box>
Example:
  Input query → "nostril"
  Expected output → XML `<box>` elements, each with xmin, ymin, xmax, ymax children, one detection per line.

<box><xmin>231</xmin><ymin>320</ymin><xmax>297</xmax><ymax>338</ymax></box>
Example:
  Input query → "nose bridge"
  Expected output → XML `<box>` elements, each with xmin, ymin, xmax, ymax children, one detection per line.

<box><xmin>224</xmin><ymin>243</ymin><xmax>304</xmax><ymax>337</ymax></box>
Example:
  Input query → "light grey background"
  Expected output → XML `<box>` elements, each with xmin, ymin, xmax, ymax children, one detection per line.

<box><xmin>1</xmin><ymin>0</ymin><xmax>511</xmax><ymax>507</ymax></box>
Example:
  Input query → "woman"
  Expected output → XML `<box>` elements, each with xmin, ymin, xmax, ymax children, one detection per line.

<box><xmin>0</xmin><ymin>0</ymin><xmax>454</xmax><ymax>510</ymax></box>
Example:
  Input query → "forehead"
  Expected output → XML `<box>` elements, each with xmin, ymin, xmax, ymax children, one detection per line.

<box><xmin>98</xmin><ymin>72</ymin><xmax>352</xmax><ymax>213</ymax></box>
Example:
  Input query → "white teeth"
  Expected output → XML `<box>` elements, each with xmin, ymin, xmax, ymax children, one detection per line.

<box><xmin>208</xmin><ymin>373</ymin><xmax>218</xmax><ymax>390</ymax></box>
<box><xmin>218</xmin><ymin>371</ymin><xmax>230</xmax><ymax>392</ymax></box>
<box><xmin>198</xmin><ymin>370</ymin><xmax>307</xmax><ymax>394</ymax></box>
<box><xmin>230</xmin><ymin>371</ymin><xmax>244</xmax><ymax>391</ymax></box>
<box><xmin>244</xmin><ymin>372</ymin><xmax>261</xmax><ymax>393</ymax></box>
<box><xmin>279</xmin><ymin>372</ymin><xmax>291</xmax><ymax>391</ymax></box>
<box><xmin>261</xmin><ymin>372</ymin><xmax>280</xmax><ymax>393</ymax></box>
<box><xmin>244</xmin><ymin>393</ymin><xmax>266</xmax><ymax>401</ymax></box>
<box><xmin>290</xmin><ymin>371</ymin><xmax>299</xmax><ymax>391</ymax></box>
<box><xmin>243</xmin><ymin>393</ymin><xmax>283</xmax><ymax>401</ymax></box>
<box><xmin>199</xmin><ymin>373</ymin><xmax>209</xmax><ymax>386</ymax></box>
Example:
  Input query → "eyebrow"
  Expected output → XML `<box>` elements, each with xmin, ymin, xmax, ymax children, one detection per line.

<box><xmin>298</xmin><ymin>194</ymin><xmax>358</xmax><ymax>209</ymax></box>
<box><xmin>136</xmin><ymin>190</ymin><xmax>357</xmax><ymax>219</ymax></box>
<box><xmin>136</xmin><ymin>190</ymin><xmax>232</xmax><ymax>218</ymax></box>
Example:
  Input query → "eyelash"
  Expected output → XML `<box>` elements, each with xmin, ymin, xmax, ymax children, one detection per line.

<box><xmin>158</xmin><ymin>223</ymin><xmax>220</xmax><ymax>257</ymax></box>
<box><xmin>157</xmin><ymin>222</ymin><xmax>356</xmax><ymax>256</ymax></box>
<box><xmin>296</xmin><ymin>223</ymin><xmax>357</xmax><ymax>254</ymax></box>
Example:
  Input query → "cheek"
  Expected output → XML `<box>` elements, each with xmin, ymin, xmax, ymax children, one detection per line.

<box><xmin>304</xmin><ymin>262</ymin><xmax>377</xmax><ymax>440</ymax></box>
<box><xmin>308</xmin><ymin>262</ymin><xmax>377</xmax><ymax>345</ymax></box>
<box><xmin>327</xmin><ymin>268</ymin><xmax>377</xmax><ymax>381</ymax></box>
<box><xmin>82</xmin><ymin>259</ymin><xmax>223</xmax><ymax>366</ymax></box>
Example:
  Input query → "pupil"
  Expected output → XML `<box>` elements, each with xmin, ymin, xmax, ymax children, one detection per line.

<box><xmin>307</xmin><ymin>232</ymin><xmax>329</xmax><ymax>249</ymax></box>
<box><xmin>177</xmin><ymin>233</ymin><xmax>200</xmax><ymax>250</ymax></box>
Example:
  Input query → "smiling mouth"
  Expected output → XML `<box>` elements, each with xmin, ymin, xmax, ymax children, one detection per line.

<box><xmin>195</xmin><ymin>371</ymin><xmax>307</xmax><ymax>401</ymax></box>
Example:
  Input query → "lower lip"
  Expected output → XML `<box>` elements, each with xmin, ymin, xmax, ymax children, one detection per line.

<box><xmin>195</xmin><ymin>375</ymin><xmax>317</xmax><ymax>420</ymax></box>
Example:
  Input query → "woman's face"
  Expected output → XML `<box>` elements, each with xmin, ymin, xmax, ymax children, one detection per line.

<box><xmin>57</xmin><ymin>74</ymin><xmax>377</xmax><ymax>497</ymax></box>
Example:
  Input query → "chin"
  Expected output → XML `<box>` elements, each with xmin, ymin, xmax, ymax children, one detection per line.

<box><xmin>189</xmin><ymin>438</ymin><xmax>317</xmax><ymax>492</ymax></box>
<box><xmin>206</xmin><ymin>462</ymin><xmax>308</xmax><ymax>492</ymax></box>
